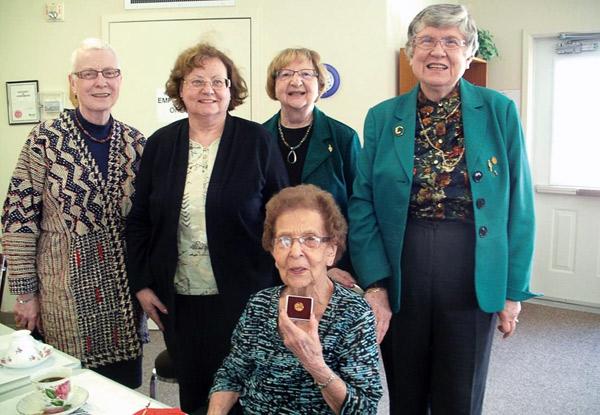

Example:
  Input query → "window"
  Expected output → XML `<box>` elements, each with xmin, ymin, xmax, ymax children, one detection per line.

<box><xmin>549</xmin><ymin>42</ymin><xmax>600</xmax><ymax>189</ymax></box>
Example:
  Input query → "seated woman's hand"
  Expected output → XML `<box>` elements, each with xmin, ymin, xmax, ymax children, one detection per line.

<box><xmin>278</xmin><ymin>309</ymin><xmax>326</xmax><ymax>373</ymax></box>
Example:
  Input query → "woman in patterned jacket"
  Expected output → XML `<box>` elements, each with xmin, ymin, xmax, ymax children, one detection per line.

<box><xmin>207</xmin><ymin>185</ymin><xmax>382</xmax><ymax>415</ymax></box>
<box><xmin>1</xmin><ymin>38</ymin><xmax>146</xmax><ymax>388</ymax></box>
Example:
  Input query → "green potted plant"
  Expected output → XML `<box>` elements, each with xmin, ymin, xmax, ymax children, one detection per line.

<box><xmin>477</xmin><ymin>29</ymin><xmax>499</xmax><ymax>61</ymax></box>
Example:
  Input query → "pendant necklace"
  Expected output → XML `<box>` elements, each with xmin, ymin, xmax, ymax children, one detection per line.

<box><xmin>74</xmin><ymin>110</ymin><xmax>114</xmax><ymax>144</ymax></box>
<box><xmin>417</xmin><ymin>102</ymin><xmax>464</xmax><ymax>170</ymax></box>
<box><xmin>277</xmin><ymin>118</ymin><xmax>312</xmax><ymax>164</ymax></box>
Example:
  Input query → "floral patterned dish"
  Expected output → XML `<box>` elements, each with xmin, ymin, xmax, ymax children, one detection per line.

<box><xmin>17</xmin><ymin>385</ymin><xmax>88</xmax><ymax>415</ymax></box>
<box><xmin>0</xmin><ymin>343</ymin><xmax>53</xmax><ymax>369</ymax></box>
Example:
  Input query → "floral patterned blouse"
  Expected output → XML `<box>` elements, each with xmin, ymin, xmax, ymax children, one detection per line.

<box><xmin>173</xmin><ymin>138</ymin><xmax>221</xmax><ymax>295</ymax></box>
<box><xmin>410</xmin><ymin>85</ymin><xmax>474</xmax><ymax>221</ymax></box>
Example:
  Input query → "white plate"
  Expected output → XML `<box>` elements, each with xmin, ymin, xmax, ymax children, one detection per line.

<box><xmin>17</xmin><ymin>385</ymin><xmax>89</xmax><ymax>415</ymax></box>
<box><xmin>0</xmin><ymin>344</ymin><xmax>53</xmax><ymax>369</ymax></box>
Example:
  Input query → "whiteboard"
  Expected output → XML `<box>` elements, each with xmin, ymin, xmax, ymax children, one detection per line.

<box><xmin>107</xmin><ymin>17</ymin><xmax>251</xmax><ymax>137</ymax></box>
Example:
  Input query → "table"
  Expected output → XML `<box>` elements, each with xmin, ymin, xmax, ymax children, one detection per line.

<box><xmin>0</xmin><ymin>324</ymin><xmax>81</xmax><ymax>395</ymax></box>
<box><xmin>0</xmin><ymin>368</ymin><xmax>170</xmax><ymax>414</ymax></box>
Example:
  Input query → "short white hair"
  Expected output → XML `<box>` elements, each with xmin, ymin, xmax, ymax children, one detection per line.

<box><xmin>405</xmin><ymin>4</ymin><xmax>479</xmax><ymax>59</ymax></box>
<box><xmin>70</xmin><ymin>38</ymin><xmax>120</xmax><ymax>73</ymax></box>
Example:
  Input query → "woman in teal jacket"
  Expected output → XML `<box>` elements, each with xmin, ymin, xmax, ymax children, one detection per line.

<box><xmin>348</xmin><ymin>4</ymin><xmax>539</xmax><ymax>414</ymax></box>
<box><xmin>264</xmin><ymin>47</ymin><xmax>361</xmax><ymax>280</ymax></box>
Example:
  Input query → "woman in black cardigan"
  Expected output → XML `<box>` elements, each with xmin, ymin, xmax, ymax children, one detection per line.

<box><xmin>126</xmin><ymin>43</ymin><xmax>288</xmax><ymax>414</ymax></box>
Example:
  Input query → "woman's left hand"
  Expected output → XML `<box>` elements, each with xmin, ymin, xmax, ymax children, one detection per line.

<box><xmin>278</xmin><ymin>309</ymin><xmax>327</xmax><ymax>373</ymax></box>
<box><xmin>497</xmin><ymin>299</ymin><xmax>521</xmax><ymax>339</ymax></box>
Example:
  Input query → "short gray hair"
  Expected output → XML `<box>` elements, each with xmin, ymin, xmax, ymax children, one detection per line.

<box><xmin>405</xmin><ymin>4</ymin><xmax>479</xmax><ymax>59</ymax></box>
<box><xmin>70</xmin><ymin>38</ymin><xmax>120</xmax><ymax>73</ymax></box>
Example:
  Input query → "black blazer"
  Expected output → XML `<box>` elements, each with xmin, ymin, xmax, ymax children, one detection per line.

<box><xmin>126</xmin><ymin>114</ymin><xmax>289</xmax><ymax>327</ymax></box>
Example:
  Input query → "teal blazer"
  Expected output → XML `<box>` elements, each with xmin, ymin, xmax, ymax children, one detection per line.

<box><xmin>264</xmin><ymin>106</ymin><xmax>361</xmax><ymax>273</ymax></box>
<box><xmin>349</xmin><ymin>80</ymin><xmax>540</xmax><ymax>313</ymax></box>
<box><xmin>263</xmin><ymin>106</ymin><xmax>361</xmax><ymax>220</ymax></box>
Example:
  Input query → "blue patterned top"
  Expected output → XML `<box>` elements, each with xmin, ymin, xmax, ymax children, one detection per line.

<box><xmin>210</xmin><ymin>283</ymin><xmax>382</xmax><ymax>414</ymax></box>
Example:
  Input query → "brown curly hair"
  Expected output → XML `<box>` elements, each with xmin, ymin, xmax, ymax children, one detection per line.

<box><xmin>165</xmin><ymin>43</ymin><xmax>248</xmax><ymax>112</ymax></box>
<box><xmin>262</xmin><ymin>184</ymin><xmax>347</xmax><ymax>264</ymax></box>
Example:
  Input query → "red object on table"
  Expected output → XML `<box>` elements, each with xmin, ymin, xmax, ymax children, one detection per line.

<box><xmin>131</xmin><ymin>408</ymin><xmax>186</xmax><ymax>415</ymax></box>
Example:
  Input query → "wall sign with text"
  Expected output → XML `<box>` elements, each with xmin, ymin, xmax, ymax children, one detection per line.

<box><xmin>6</xmin><ymin>81</ymin><xmax>41</xmax><ymax>125</ymax></box>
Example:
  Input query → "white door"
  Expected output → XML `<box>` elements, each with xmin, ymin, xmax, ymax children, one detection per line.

<box><xmin>106</xmin><ymin>17</ymin><xmax>252</xmax><ymax>137</ymax></box>
<box><xmin>527</xmin><ymin>34</ymin><xmax>600</xmax><ymax>307</ymax></box>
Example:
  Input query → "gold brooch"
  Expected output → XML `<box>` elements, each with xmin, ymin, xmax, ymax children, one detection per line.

<box><xmin>487</xmin><ymin>157</ymin><xmax>498</xmax><ymax>176</ymax></box>
<box><xmin>394</xmin><ymin>126</ymin><xmax>404</xmax><ymax>136</ymax></box>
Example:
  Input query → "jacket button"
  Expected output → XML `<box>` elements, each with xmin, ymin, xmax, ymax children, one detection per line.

<box><xmin>479</xmin><ymin>226</ymin><xmax>488</xmax><ymax>237</ymax></box>
<box><xmin>476</xmin><ymin>198</ymin><xmax>486</xmax><ymax>209</ymax></box>
<box><xmin>473</xmin><ymin>171</ymin><xmax>483</xmax><ymax>183</ymax></box>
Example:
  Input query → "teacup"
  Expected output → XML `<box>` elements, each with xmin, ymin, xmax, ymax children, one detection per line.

<box><xmin>30</xmin><ymin>367</ymin><xmax>73</xmax><ymax>413</ymax></box>
<box><xmin>1</xmin><ymin>330</ymin><xmax>40</xmax><ymax>366</ymax></box>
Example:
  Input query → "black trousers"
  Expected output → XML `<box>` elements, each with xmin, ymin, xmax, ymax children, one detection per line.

<box><xmin>381</xmin><ymin>218</ymin><xmax>496</xmax><ymax>415</ymax></box>
<box><xmin>164</xmin><ymin>294</ymin><xmax>240</xmax><ymax>415</ymax></box>
<box><xmin>91</xmin><ymin>355</ymin><xmax>143</xmax><ymax>389</ymax></box>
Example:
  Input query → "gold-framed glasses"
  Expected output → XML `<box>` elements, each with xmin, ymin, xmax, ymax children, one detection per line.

<box><xmin>72</xmin><ymin>69</ymin><xmax>121</xmax><ymax>79</ymax></box>
<box><xmin>273</xmin><ymin>235</ymin><xmax>331</xmax><ymax>250</ymax></box>
<box><xmin>275</xmin><ymin>69</ymin><xmax>319</xmax><ymax>81</ymax></box>
<box><xmin>413</xmin><ymin>36</ymin><xmax>467</xmax><ymax>50</ymax></box>
<box><xmin>183</xmin><ymin>78</ymin><xmax>231</xmax><ymax>90</ymax></box>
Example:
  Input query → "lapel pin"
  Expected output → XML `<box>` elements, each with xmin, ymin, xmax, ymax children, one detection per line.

<box><xmin>394</xmin><ymin>126</ymin><xmax>405</xmax><ymax>136</ymax></box>
<box><xmin>328</xmin><ymin>144</ymin><xmax>333</xmax><ymax>153</ymax></box>
<box><xmin>487</xmin><ymin>158</ymin><xmax>498</xmax><ymax>176</ymax></box>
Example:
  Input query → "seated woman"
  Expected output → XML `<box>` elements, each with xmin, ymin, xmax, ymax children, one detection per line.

<box><xmin>207</xmin><ymin>184</ymin><xmax>382</xmax><ymax>415</ymax></box>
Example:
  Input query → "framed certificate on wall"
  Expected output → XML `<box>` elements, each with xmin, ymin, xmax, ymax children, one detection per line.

<box><xmin>6</xmin><ymin>80</ymin><xmax>41</xmax><ymax>125</ymax></box>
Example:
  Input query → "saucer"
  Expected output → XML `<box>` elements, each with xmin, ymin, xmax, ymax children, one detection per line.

<box><xmin>0</xmin><ymin>343</ymin><xmax>53</xmax><ymax>369</ymax></box>
<box><xmin>17</xmin><ymin>385</ymin><xmax>89</xmax><ymax>415</ymax></box>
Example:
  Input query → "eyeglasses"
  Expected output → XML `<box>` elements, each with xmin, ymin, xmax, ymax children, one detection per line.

<box><xmin>413</xmin><ymin>36</ymin><xmax>467</xmax><ymax>50</ymax></box>
<box><xmin>183</xmin><ymin>78</ymin><xmax>231</xmax><ymax>90</ymax></box>
<box><xmin>275</xmin><ymin>69</ymin><xmax>319</xmax><ymax>81</ymax></box>
<box><xmin>72</xmin><ymin>69</ymin><xmax>121</xmax><ymax>79</ymax></box>
<box><xmin>273</xmin><ymin>235</ymin><xmax>332</xmax><ymax>250</ymax></box>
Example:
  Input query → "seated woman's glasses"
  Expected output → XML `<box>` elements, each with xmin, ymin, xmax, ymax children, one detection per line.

<box><xmin>72</xmin><ymin>69</ymin><xmax>121</xmax><ymax>79</ymax></box>
<box><xmin>414</xmin><ymin>36</ymin><xmax>467</xmax><ymax>50</ymax></box>
<box><xmin>273</xmin><ymin>235</ymin><xmax>331</xmax><ymax>250</ymax></box>
<box><xmin>276</xmin><ymin>69</ymin><xmax>319</xmax><ymax>81</ymax></box>
<box><xmin>183</xmin><ymin>78</ymin><xmax>232</xmax><ymax>90</ymax></box>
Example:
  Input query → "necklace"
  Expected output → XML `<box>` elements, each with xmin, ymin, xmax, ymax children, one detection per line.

<box><xmin>277</xmin><ymin>118</ymin><xmax>312</xmax><ymax>164</ymax></box>
<box><xmin>73</xmin><ymin>110</ymin><xmax>114</xmax><ymax>144</ymax></box>
<box><xmin>417</xmin><ymin>102</ymin><xmax>465</xmax><ymax>170</ymax></box>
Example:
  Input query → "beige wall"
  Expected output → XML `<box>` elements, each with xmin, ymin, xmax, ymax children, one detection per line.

<box><xmin>0</xmin><ymin>0</ymin><xmax>412</xmax><ymax>311</ymax></box>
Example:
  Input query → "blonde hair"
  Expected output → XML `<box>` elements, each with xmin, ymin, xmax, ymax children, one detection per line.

<box><xmin>265</xmin><ymin>48</ymin><xmax>327</xmax><ymax>102</ymax></box>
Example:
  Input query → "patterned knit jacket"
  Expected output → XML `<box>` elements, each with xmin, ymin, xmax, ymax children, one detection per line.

<box><xmin>1</xmin><ymin>109</ymin><xmax>147</xmax><ymax>367</ymax></box>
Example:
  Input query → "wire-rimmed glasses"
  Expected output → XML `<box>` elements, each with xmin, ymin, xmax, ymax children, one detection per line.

<box><xmin>273</xmin><ymin>235</ymin><xmax>332</xmax><ymax>250</ymax></box>
<box><xmin>413</xmin><ymin>36</ymin><xmax>467</xmax><ymax>51</ymax></box>
<box><xmin>183</xmin><ymin>78</ymin><xmax>231</xmax><ymax>90</ymax></box>
<box><xmin>275</xmin><ymin>69</ymin><xmax>319</xmax><ymax>81</ymax></box>
<box><xmin>72</xmin><ymin>69</ymin><xmax>121</xmax><ymax>79</ymax></box>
